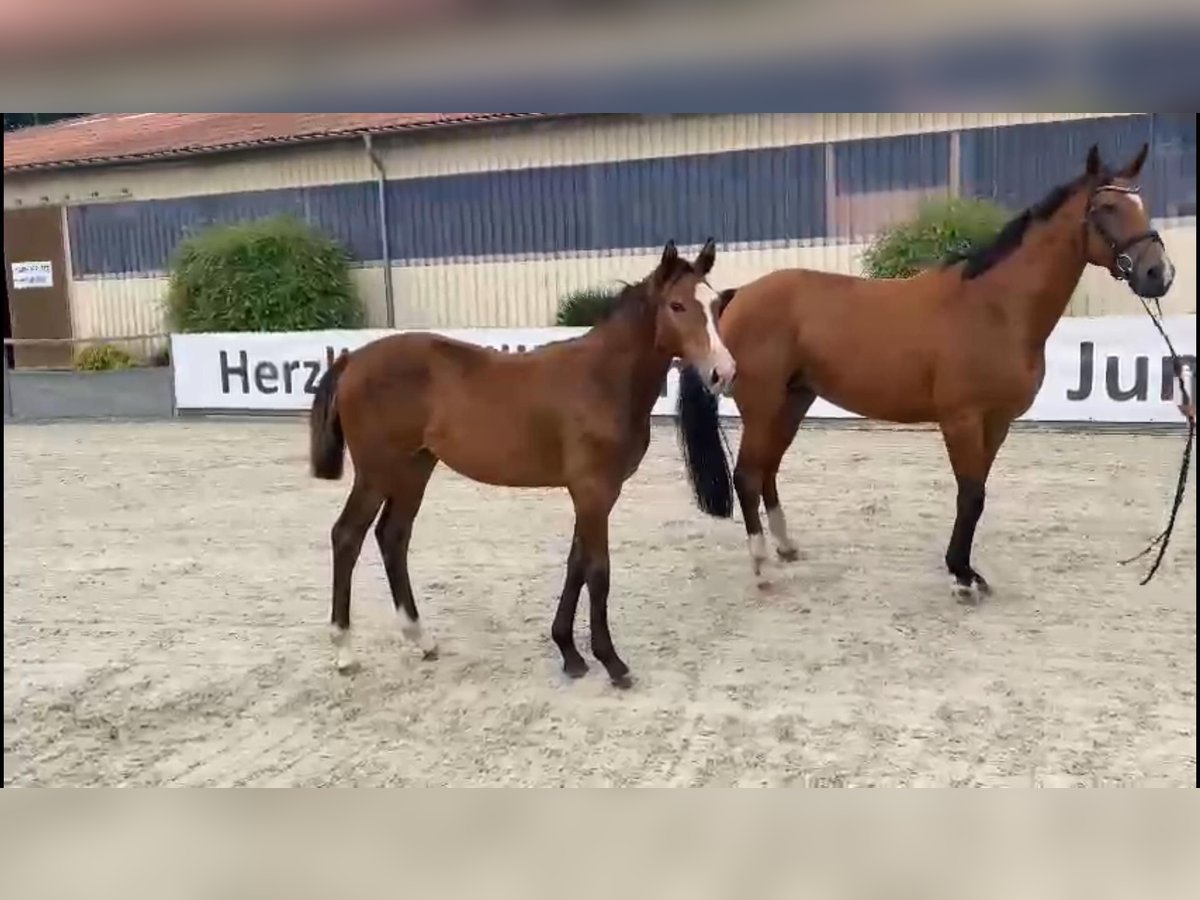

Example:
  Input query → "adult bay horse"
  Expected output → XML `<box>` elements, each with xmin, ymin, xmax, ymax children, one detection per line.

<box><xmin>310</xmin><ymin>239</ymin><xmax>734</xmax><ymax>688</ymax></box>
<box><xmin>677</xmin><ymin>143</ymin><xmax>1174</xmax><ymax>597</ymax></box>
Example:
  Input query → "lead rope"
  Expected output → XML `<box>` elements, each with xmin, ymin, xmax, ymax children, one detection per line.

<box><xmin>1118</xmin><ymin>296</ymin><xmax>1194</xmax><ymax>585</ymax></box>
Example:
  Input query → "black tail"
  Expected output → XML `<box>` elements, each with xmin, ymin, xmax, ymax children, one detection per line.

<box><xmin>715</xmin><ymin>288</ymin><xmax>738</xmax><ymax>319</ymax></box>
<box><xmin>310</xmin><ymin>350</ymin><xmax>350</xmax><ymax>480</ymax></box>
<box><xmin>676</xmin><ymin>364</ymin><xmax>734</xmax><ymax>518</ymax></box>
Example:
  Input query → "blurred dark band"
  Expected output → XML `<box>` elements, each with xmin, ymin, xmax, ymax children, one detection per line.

<box><xmin>0</xmin><ymin>4</ymin><xmax>1196</xmax><ymax>110</ymax></box>
<box><xmin>236</xmin><ymin>22</ymin><xmax>1200</xmax><ymax>112</ymax></box>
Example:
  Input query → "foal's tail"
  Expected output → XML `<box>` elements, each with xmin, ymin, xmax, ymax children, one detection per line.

<box><xmin>675</xmin><ymin>288</ymin><xmax>737</xmax><ymax>519</ymax></box>
<box><xmin>310</xmin><ymin>350</ymin><xmax>350</xmax><ymax>480</ymax></box>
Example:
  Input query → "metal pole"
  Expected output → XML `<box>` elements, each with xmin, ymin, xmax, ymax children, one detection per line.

<box><xmin>363</xmin><ymin>134</ymin><xmax>396</xmax><ymax>329</ymax></box>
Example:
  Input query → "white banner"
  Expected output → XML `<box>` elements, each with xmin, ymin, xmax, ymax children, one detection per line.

<box><xmin>170</xmin><ymin>315</ymin><xmax>1196</xmax><ymax>423</ymax></box>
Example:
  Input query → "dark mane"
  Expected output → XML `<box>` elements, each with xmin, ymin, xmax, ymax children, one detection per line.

<box><xmin>588</xmin><ymin>279</ymin><xmax>647</xmax><ymax>324</ymax></box>
<box><xmin>588</xmin><ymin>255</ymin><xmax>696</xmax><ymax>324</ymax></box>
<box><xmin>944</xmin><ymin>176</ymin><xmax>1090</xmax><ymax>279</ymax></box>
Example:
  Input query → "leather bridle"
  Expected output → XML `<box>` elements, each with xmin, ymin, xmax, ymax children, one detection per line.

<box><xmin>1084</xmin><ymin>183</ymin><xmax>1163</xmax><ymax>282</ymax></box>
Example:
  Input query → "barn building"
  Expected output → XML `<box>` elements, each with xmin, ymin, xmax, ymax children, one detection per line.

<box><xmin>3</xmin><ymin>112</ymin><xmax>1195</xmax><ymax>368</ymax></box>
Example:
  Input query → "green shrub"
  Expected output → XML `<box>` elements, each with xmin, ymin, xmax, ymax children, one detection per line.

<box><xmin>76</xmin><ymin>343</ymin><xmax>137</xmax><ymax>371</ymax></box>
<box><xmin>166</xmin><ymin>215</ymin><xmax>364</xmax><ymax>333</ymax></box>
<box><xmin>860</xmin><ymin>197</ymin><xmax>1011</xmax><ymax>279</ymax></box>
<box><xmin>555</xmin><ymin>286</ymin><xmax>621</xmax><ymax>327</ymax></box>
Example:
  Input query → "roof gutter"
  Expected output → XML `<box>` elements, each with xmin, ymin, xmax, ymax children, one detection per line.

<box><xmin>362</xmin><ymin>133</ymin><xmax>395</xmax><ymax>329</ymax></box>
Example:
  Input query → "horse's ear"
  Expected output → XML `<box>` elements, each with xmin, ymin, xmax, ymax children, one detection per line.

<box><xmin>1118</xmin><ymin>142</ymin><xmax>1150</xmax><ymax>179</ymax></box>
<box><xmin>660</xmin><ymin>240</ymin><xmax>679</xmax><ymax>269</ymax></box>
<box><xmin>1085</xmin><ymin>144</ymin><xmax>1102</xmax><ymax>176</ymax></box>
<box><xmin>695</xmin><ymin>237</ymin><xmax>716</xmax><ymax>276</ymax></box>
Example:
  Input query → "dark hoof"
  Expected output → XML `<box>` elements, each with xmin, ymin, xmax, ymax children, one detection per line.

<box><xmin>563</xmin><ymin>658</ymin><xmax>589</xmax><ymax>679</ymax></box>
<box><xmin>421</xmin><ymin>646</ymin><xmax>440</xmax><ymax>662</ymax></box>
<box><xmin>776</xmin><ymin>546</ymin><xmax>800</xmax><ymax>563</ymax></box>
<box><xmin>610</xmin><ymin>672</ymin><xmax>635</xmax><ymax>690</ymax></box>
<box><xmin>335</xmin><ymin>660</ymin><xmax>361</xmax><ymax>676</ymax></box>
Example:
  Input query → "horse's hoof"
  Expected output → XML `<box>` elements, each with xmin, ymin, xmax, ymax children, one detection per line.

<box><xmin>335</xmin><ymin>659</ymin><xmax>361</xmax><ymax>676</ymax></box>
<box><xmin>776</xmin><ymin>546</ymin><xmax>800</xmax><ymax>563</ymax></box>
<box><xmin>951</xmin><ymin>579</ymin><xmax>987</xmax><ymax>604</ymax></box>
<box><xmin>610</xmin><ymin>672</ymin><xmax>635</xmax><ymax>691</ymax></box>
<box><xmin>421</xmin><ymin>646</ymin><xmax>440</xmax><ymax>662</ymax></box>
<box><xmin>563</xmin><ymin>658</ymin><xmax>589</xmax><ymax>679</ymax></box>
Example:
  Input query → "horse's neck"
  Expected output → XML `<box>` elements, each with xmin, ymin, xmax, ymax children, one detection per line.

<box><xmin>997</xmin><ymin>198</ymin><xmax>1090</xmax><ymax>350</ymax></box>
<box><xmin>593</xmin><ymin>307</ymin><xmax>672</xmax><ymax>417</ymax></box>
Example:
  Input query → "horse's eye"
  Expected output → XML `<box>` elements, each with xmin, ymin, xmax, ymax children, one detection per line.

<box><xmin>669</xmin><ymin>301</ymin><xmax>687</xmax><ymax>313</ymax></box>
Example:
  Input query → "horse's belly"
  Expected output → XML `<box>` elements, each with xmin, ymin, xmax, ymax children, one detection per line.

<box><xmin>425</xmin><ymin>407</ymin><xmax>564</xmax><ymax>488</ymax></box>
<box><xmin>809</xmin><ymin>368</ymin><xmax>935</xmax><ymax>424</ymax></box>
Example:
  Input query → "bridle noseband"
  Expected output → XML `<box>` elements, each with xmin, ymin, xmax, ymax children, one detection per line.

<box><xmin>1084</xmin><ymin>183</ymin><xmax>1163</xmax><ymax>282</ymax></box>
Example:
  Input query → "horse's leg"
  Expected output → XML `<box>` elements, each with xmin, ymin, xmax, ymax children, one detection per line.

<box><xmin>761</xmin><ymin>386</ymin><xmax>815</xmax><ymax>563</ymax></box>
<box><xmin>571</xmin><ymin>480</ymin><xmax>630</xmax><ymax>689</ymax></box>
<box><xmin>733</xmin><ymin>407</ymin><xmax>776</xmax><ymax>578</ymax></box>
<box><xmin>551</xmin><ymin>526</ymin><xmax>589</xmax><ymax>678</ymax></box>
<box><xmin>939</xmin><ymin>413</ymin><xmax>1009</xmax><ymax>599</ymax></box>
<box><xmin>374</xmin><ymin>450</ymin><xmax>440</xmax><ymax>661</ymax></box>
<box><xmin>330</xmin><ymin>478</ymin><xmax>384</xmax><ymax>673</ymax></box>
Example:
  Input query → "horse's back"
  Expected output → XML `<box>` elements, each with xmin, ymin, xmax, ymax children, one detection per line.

<box><xmin>722</xmin><ymin>266</ymin><xmax>949</xmax><ymax>343</ymax></box>
<box><xmin>720</xmin><ymin>266</ymin><xmax>952</xmax><ymax>420</ymax></box>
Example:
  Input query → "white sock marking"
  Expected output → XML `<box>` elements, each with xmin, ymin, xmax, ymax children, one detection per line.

<box><xmin>330</xmin><ymin>625</ymin><xmax>356</xmax><ymax>672</ymax></box>
<box><xmin>950</xmin><ymin>577</ymin><xmax>983</xmax><ymax>601</ymax></box>
<box><xmin>400</xmin><ymin>613</ymin><xmax>438</xmax><ymax>656</ymax></box>
<box><xmin>766</xmin><ymin>506</ymin><xmax>797</xmax><ymax>554</ymax></box>
<box><xmin>748</xmin><ymin>532</ymin><xmax>768</xmax><ymax>575</ymax></box>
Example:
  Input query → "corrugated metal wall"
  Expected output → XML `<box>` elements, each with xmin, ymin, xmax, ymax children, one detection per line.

<box><xmin>5</xmin><ymin>112</ymin><xmax>1195</xmax><ymax>339</ymax></box>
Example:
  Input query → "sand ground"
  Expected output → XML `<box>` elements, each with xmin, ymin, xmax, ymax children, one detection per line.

<box><xmin>3</xmin><ymin>419</ymin><xmax>1195</xmax><ymax>786</ymax></box>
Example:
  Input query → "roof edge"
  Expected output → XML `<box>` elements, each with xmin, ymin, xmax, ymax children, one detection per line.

<box><xmin>3</xmin><ymin>112</ymin><xmax>557</xmax><ymax>174</ymax></box>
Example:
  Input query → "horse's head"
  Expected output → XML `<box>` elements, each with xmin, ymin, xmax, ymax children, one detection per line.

<box><xmin>649</xmin><ymin>238</ymin><xmax>736</xmax><ymax>394</ymax></box>
<box><xmin>1081</xmin><ymin>142</ymin><xmax>1174</xmax><ymax>299</ymax></box>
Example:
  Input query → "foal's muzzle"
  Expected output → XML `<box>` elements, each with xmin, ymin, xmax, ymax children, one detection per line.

<box><xmin>707</xmin><ymin>361</ymin><xmax>736</xmax><ymax>396</ymax></box>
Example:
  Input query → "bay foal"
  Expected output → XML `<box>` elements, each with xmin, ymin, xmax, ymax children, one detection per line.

<box><xmin>310</xmin><ymin>240</ymin><xmax>734</xmax><ymax>688</ymax></box>
<box><xmin>678</xmin><ymin>144</ymin><xmax>1174</xmax><ymax>597</ymax></box>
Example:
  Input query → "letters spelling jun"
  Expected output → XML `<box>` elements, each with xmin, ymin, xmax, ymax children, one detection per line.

<box><xmin>1067</xmin><ymin>341</ymin><xmax>1196</xmax><ymax>404</ymax></box>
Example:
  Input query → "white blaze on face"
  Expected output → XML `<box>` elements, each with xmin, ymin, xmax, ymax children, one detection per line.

<box><xmin>696</xmin><ymin>281</ymin><xmax>736</xmax><ymax>387</ymax></box>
